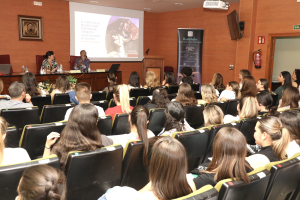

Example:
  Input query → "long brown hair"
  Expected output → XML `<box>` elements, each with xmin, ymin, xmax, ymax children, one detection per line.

<box><xmin>240</xmin><ymin>69</ymin><xmax>251</xmax><ymax>78</ymax></box>
<box><xmin>22</xmin><ymin>72</ymin><xmax>41</xmax><ymax>96</ymax></box>
<box><xmin>108</xmin><ymin>72</ymin><xmax>116</xmax><ymax>87</ymax></box>
<box><xmin>259</xmin><ymin>78</ymin><xmax>271</xmax><ymax>92</ymax></box>
<box><xmin>258</xmin><ymin>117</ymin><xmax>289</xmax><ymax>160</ymax></box>
<box><xmin>175</xmin><ymin>83</ymin><xmax>197</xmax><ymax>106</ymax></box>
<box><xmin>0</xmin><ymin>116</ymin><xmax>8</xmax><ymax>164</ymax></box>
<box><xmin>55</xmin><ymin>75</ymin><xmax>71</xmax><ymax>93</ymax></box>
<box><xmin>52</xmin><ymin>104</ymin><xmax>103</xmax><ymax>170</ymax></box>
<box><xmin>149</xmin><ymin>137</ymin><xmax>192</xmax><ymax>200</ymax></box>
<box><xmin>211</xmin><ymin>73</ymin><xmax>225</xmax><ymax>90</ymax></box>
<box><xmin>149</xmin><ymin>87</ymin><xmax>170</xmax><ymax>108</ymax></box>
<box><xmin>164</xmin><ymin>102</ymin><xmax>185</xmax><ymax>132</ymax></box>
<box><xmin>228</xmin><ymin>81</ymin><xmax>241</xmax><ymax>99</ymax></box>
<box><xmin>18</xmin><ymin>165</ymin><xmax>66</xmax><ymax>200</ymax></box>
<box><xmin>280</xmin><ymin>86</ymin><xmax>299</xmax><ymax>108</ymax></box>
<box><xmin>206</xmin><ymin>127</ymin><xmax>251</xmax><ymax>183</ymax></box>
<box><xmin>241</xmin><ymin>76</ymin><xmax>257</xmax><ymax>97</ymax></box>
<box><xmin>130</xmin><ymin>105</ymin><xmax>149</xmax><ymax>166</ymax></box>
<box><xmin>280</xmin><ymin>110</ymin><xmax>300</xmax><ymax>146</ymax></box>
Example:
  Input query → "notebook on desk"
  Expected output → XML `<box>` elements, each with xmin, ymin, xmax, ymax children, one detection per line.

<box><xmin>0</xmin><ymin>64</ymin><xmax>11</xmax><ymax>75</ymax></box>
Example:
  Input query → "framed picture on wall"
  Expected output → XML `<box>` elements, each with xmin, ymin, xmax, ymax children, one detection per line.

<box><xmin>18</xmin><ymin>15</ymin><xmax>44</xmax><ymax>41</ymax></box>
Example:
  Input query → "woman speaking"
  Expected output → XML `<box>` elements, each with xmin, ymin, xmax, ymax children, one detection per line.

<box><xmin>41</xmin><ymin>51</ymin><xmax>58</xmax><ymax>73</ymax></box>
<box><xmin>74</xmin><ymin>50</ymin><xmax>90</xmax><ymax>72</ymax></box>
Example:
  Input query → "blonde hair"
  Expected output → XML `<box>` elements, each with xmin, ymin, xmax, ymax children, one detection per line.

<box><xmin>113</xmin><ymin>84</ymin><xmax>131</xmax><ymax>113</ymax></box>
<box><xmin>0</xmin><ymin>117</ymin><xmax>8</xmax><ymax>164</ymax></box>
<box><xmin>258</xmin><ymin>117</ymin><xmax>290</xmax><ymax>160</ymax></box>
<box><xmin>203</xmin><ymin>105</ymin><xmax>224</xmax><ymax>127</ymax></box>
<box><xmin>201</xmin><ymin>84</ymin><xmax>218</xmax><ymax>103</ymax></box>
<box><xmin>145</xmin><ymin>71</ymin><xmax>160</xmax><ymax>88</ymax></box>
<box><xmin>239</xmin><ymin>96</ymin><xmax>258</xmax><ymax>119</ymax></box>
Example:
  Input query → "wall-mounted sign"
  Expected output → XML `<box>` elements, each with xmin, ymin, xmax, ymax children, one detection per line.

<box><xmin>294</xmin><ymin>25</ymin><xmax>300</xmax><ymax>30</ymax></box>
<box><xmin>258</xmin><ymin>36</ymin><xmax>265</xmax><ymax>44</ymax></box>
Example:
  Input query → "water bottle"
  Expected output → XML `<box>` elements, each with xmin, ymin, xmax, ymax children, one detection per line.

<box><xmin>25</xmin><ymin>66</ymin><xmax>29</xmax><ymax>73</ymax></box>
<box><xmin>88</xmin><ymin>65</ymin><xmax>91</xmax><ymax>73</ymax></box>
<box><xmin>40</xmin><ymin>67</ymin><xmax>43</xmax><ymax>74</ymax></box>
<box><xmin>60</xmin><ymin>64</ymin><xmax>63</xmax><ymax>73</ymax></box>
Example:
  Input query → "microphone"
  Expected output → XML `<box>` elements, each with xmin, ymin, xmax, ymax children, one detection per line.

<box><xmin>146</xmin><ymin>49</ymin><xmax>150</xmax><ymax>55</ymax></box>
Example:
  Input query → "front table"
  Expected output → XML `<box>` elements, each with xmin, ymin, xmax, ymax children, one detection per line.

<box><xmin>0</xmin><ymin>71</ymin><xmax>122</xmax><ymax>95</ymax></box>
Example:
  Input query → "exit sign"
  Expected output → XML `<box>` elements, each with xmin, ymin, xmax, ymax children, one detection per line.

<box><xmin>294</xmin><ymin>25</ymin><xmax>300</xmax><ymax>30</ymax></box>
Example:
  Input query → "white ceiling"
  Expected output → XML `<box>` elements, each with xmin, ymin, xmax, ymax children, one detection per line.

<box><xmin>63</xmin><ymin>0</ymin><xmax>240</xmax><ymax>13</ymax></box>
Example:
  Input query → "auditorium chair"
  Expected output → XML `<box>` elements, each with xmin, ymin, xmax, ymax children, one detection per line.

<box><xmin>149</xmin><ymin>86</ymin><xmax>167</xmax><ymax>95</ymax></box>
<box><xmin>167</xmin><ymin>93</ymin><xmax>177</xmax><ymax>100</ymax></box>
<box><xmin>225</xmin><ymin>99</ymin><xmax>239</xmax><ymax>116</ymax></box>
<box><xmin>53</xmin><ymin>93</ymin><xmax>71</xmax><ymax>104</ymax></box>
<box><xmin>91</xmin><ymin>91</ymin><xmax>107</xmax><ymax>101</ymax></box>
<box><xmin>0</xmin><ymin>107</ymin><xmax>39</xmax><ymax>146</ymax></box>
<box><xmin>36</xmin><ymin>55</ymin><xmax>44</xmax><ymax>72</ymax></box>
<box><xmin>40</xmin><ymin>104</ymin><xmax>75</xmax><ymax>123</ymax></box>
<box><xmin>97</xmin><ymin>115</ymin><xmax>112</xmax><ymax>135</ymax></box>
<box><xmin>30</xmin><ymin>95</ymin><xmax>51</xmax><ymax>115</ymax></box>
<box><xmin>130</xmin><ymin>88</ymin><xmax>150</xmax><ymax>99</ymax></box>
<box><xmin>194</xmin><ymin>91</ymin><xmax>202</xmax><ymax>99</ymax></box>
<box><xmin>5</xmin><ymin>126</ymin><xmax>18</xmax><ymax>148</ymax></box>
<box><xmin>214</xmin><ymin>167</ymin><xmax>271</xmax><ymax>200</ymax></box>
<box><xmin>191</xmin><ymin>83</ymin><xmax>200</xmax><ymax>91</ymax></box>
<box><xmin>173</xmin><ymin>185</ymin><xmax>218</xmax><ymax>200</ymax></box>
<box><xmin>185</xmin><ymin>104</ymin><xmax>205</xmax><ymax>129</ymax></box>
<box><xmin>64</xmin><ymin>145</ymin><xmax>123</xmax><ymax>200</ymax></box>
<box><xmin>20</xmin><ymin>121</ymin><xmax>67</xmax><ymax>159</ymax></box>
<box><xmin>108</xmin><ymin>98</ymin><xmax>136</xmax><ymax>108</ymax></box>
<box><xmin>238</xmin><ymin>116</ymin><xmax>263</xmax><ymax>145</ymax></box>
<box><xmin>136</xmin><ymin>96</ymin><xmax>151</xmax><ymax>105</ymax></box>
<box><xmin>271</xmin><ymin>94</ymin><xmax>278</xmax><ymax>107</ymax></box>
<box><xmin>264</xmin><ymin>152</ymin><xmax>300</xmax><ymax>200</ymax></box>
<box><xmin>91</xmin><ymin>100</ymin><xmax>109</xmax><ymax>111</ymax></box>
<box><xmin>69</xmin><ymin>55</ymin><xmax>80</xmax><ymax>70</ymax></box>
<box><xmin>111</xmin><ymin>113</ymin><xmax>130</xmax><ymax>135</ymax></box>
<box><xmin>0</xmin><ymin>54</ymin><xmax>13</xmax><ymax>73</ymax></box>
<box><xmin>164</xmin><ymin>66</ymin><xmax>173</xmax><ymax>73</ymax></box>
<box><xmin>172</xmin><ymin>128</ymin><xmax>210</xmax><ymax>172</ymax></box>
<box><xmin>0</xmin><ymin>155</ymin><xmax>60</xmax><ymax>200</ymax></box>
<box><xmin>106</xmin><ymin>90</ymin><xmax>114</xmax><ymax>101</ymax></box>
<box><xmin>121</xmin><ymin>140</ymin><xmax>149</xmax><ymax>190</ymax></box>
<box><xmin>168</xmin><ymin>85</ymin><xmax>179</xmax><ymax>94</ymax></box>
<box><xmin>148</xmin><ymin>108</ymin><xmax>166</xmax><ymax>136</ymax></box>
<box><xmin>206</xmin><ymin>101</ymin><xmax>227</xmax><ymax>115</ymax></box>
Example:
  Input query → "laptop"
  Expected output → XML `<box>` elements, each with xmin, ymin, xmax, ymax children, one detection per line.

<box><xmin>108</xmin><ymin>64</ymin><xmax>120</xmax><ymax>72</ymax></box>
<box><xmin>0</xmin><ymin>64</ymin><xmax>11</xmax><ymax>75</ymax></box>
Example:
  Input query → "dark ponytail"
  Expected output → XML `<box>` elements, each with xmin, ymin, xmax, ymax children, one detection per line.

<box><xmin>43</xmin><ymin>51</ymin><xmax>54</xmax><ymax>59</ymax></box>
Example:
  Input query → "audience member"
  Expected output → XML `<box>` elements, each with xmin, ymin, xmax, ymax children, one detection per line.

<box><xmin>144</xmin><ymin>71</ymin><xmax>160</xmax><ymax>88</ymax></box>
<box><xmin>16</xmin><ymin>165</ymin><xmax>66</xmax><ymax>200</ymax></box>
<box><xmin>22</xmin><ymin>72</ymin><xmax>46</xmax><ymax>96</ymax></box>
<box><xmin>198</xmin><ymin>84</ymin><xmax>218</xmax><ymax>104</ymax></box>
<box><xmin>224</xmin><ymin>96</ymin><xmax>258</xmax><ymax>123</ymax></box>
<box><xmin>128</xmin><ymin>71</ymin><xmax>142</xmax><ymax>90</ymax></box>
<box><xmin>41</xmin><ymin>51</ymin><xmax>58</xmax><ymax>73</ymax></box>
<box><xmin>278</xmin><ymin>86</ymin><xmax>299</xmax><ymax>111</ymax></box>
<box><xmin>162</xmin><ymin>72</ymin><xmax>177</xmax><ymax>87</ymax></box>
<box><xmin>105</xmin><ymin>84</ymin><xmax>133</xmax><ymax>118</ymax></box>
<box><xmin>0</xmin><ymin>79</ymin><xmax>10</xmax><ymax>99</ymax></box>
<box><xmin>280</xmin><ymin>110</ymin><xmax>300</xmax><ymax>158</ymax></box>
<box><xmin>181</xmin><ymin>76</ymin><xmax>193</xmax><ymax>87</ymax></box>
<box><xmin>211</xmin><ymin>73</ymin><xmax>225</xmax><ymax>93</ymax></box>
<box><xmin>203</xmin><ymin>105</ymin><xmax>224</xmax><ymax>127</ymax></box>
<box><xmin>0</xmin><ymin>116</ymin><xmax>30</xmax><ymax>165</ymax></box>
<box><xmin>292</xmin><ymin>69</ymin><xmax>300</xmax><ymax>91</ymax></box>
<box><xmin>158</xmin><ymin>102</ymin><xmax>194</xmax><ymax>136</ymax></box>
<box><xmin>0</xmin><ymin>82</ymin><xmax>33</xmax><ymax>110</ymax></box>
<box><xmin>274</xmin><ymin>71</ymin><xmax>292</xmax><ymax>106</ymax></box>
<box><xmin>180</xmin><ymin>67</ymin><xmax>194</xmax><ymax>84</ymax></box>
<box><xmin>256</xmin><ymin>91</ymin><xmax>273</xmax><ymax>115</ymax></box>
<box><xmin>257</xmin><ymin>78</ymin><xmax>271</xmax><ymax>93</ymax></box>
<box><xmin>239</xmin><ymin>69</ymin><xmax>251</xmax><ymax>89</ymax></box>
<box><xmin>64</xmin><ymin>82</ymin><xmax>105</xmax><ymax>120</ymax></box>
<box><xmin>218</xmin><ymin>81</ymin><xmax>240</xmax><ymax>101</ymax></box>
<box><xmin>175</xmin><ymin>83</ymin><xmax>197</xmax><ymax>106</ymax></box>
<box><xmin>74</xmin><ymin>50</ymin><xmax>90</xmax><ymax>73</ymax></box>
<box><xmin>144</xmin><ymin>87</ymin><xmax>170</xmax><ymax>110</ymax></box>
<box><xmin>50</xmin><ymin>75</ymin><xmax>71</xmax><ymax>103</ymax></box>
<box><xmin>103</xmin><ymin>72</ymin><xmax>117</xmax><ymax>93</ymax></box>
<box><xmin>241</xmin><ymin>76</ymin><xmax>257</xmax><ymax>98</ymax></box>
<box><xmin>43</xmin><ymin>104</ymin><xmax>113</xmax><ymax>170</ymax></box>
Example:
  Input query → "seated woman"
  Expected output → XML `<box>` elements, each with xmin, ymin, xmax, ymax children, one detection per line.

<box><xmin>144</xmin><ymin>87</ymin><xmax>170</xmax><ymax>110</ymax></box>
<box><xmin>22</xmin><ymin>72</ymin><xmax>47</xmax><ymax>96</ymax></box>
<box><xmin>198</xmin><ymin>84</ymin><xmax>218</xmax><ymax>104</ymax></box>
<box><xmin>280</xmin><ymin>110</ymin><xmax>300</xmax><ymax>158</ymax></box>
<box><xmin>0</xmin><ymin>79</ymin><xmax>10</xmax><ymax>99</ymax></box>
<box><xmin>239</xmin><ymin>69</ymin><xmax>251</xmax><ymax>89</ymax></box>
<box><xmin>224</xmin><ymin>96</ymin><xmax>258</xmax><ymax>124</ymax></box>
<box><xmin>43</xmin><ymin>104</ymin><xmax>113</xmax><ymax>170</ymax></box>
<box><xmin>74</xmin><ymin>50</ymin><xmax>90</xmax><ymax>73</ymax></box>
<box><xmin>158</xmin><ymin>101</ymin><xmax>194</xmax><ymax>136</ymax></box>
<box><xmin>241</xmin><ymin>76</ymin><xmax>257</xmax><ymax>98</ymax></box>
<box><xmin>175</xmin><ymin>83</ymin><xmax>197</xmax><ymax>106</ymax></box>
<box><xmin>41</xmin><ymin>51</ymin><xmax>58</xmax><ymax>73</ymax></box>
<box><xmin>292</xmin><ymin>69</ymin><xmax>300</xmax><ymax>92</ymax></box>
<box><xmin>274</xmin><ymin>71</ymin><xmax>292</xmax><ymax>106</ymax></box>
<box><xmin>0</xmin><ymin>117</ymin><xmax>31</xmax><ymax>165</ymax></box>
<box><xmin>218</xmin><ymin>81</ymin><xmax>240</xmax><ymax>101</ymax></box>
<box><xmin>105</xmin><ymin>84</ymin><xmax>133</xmax><ymax>118</ymax></box>
<box><xmin>144</xmin><ymin>71</ymin><xmax>160</xmax><ymax>88</ymax></box>
<box><xmin>16</xmin><ymin>165</ymin><xmax>66</xmax><ymax>200</ymax></box>
<box><xmin>257</xmin><ymin>78</ymin><xmax>271</xmax><ymax>93</ymax></box>
<box><xmin>50</xmin><ymin>75</ymin><xmax>72</xmax><ymax>103</ymax></box>
<box><xmin>128</xmin><ymin>71</ymin><xmax>142</xmax><ymax>90</ymax></box>
<box><xmin>162</xmin><ymin>72</ymin><xmax>177</xmax><ymax>87</ymax></box>
<box><xmin>256</xmin><ymin>91</ymin><xmax>273</xmax><ymax>115</ymax></box>
<box><xmin>203</xmin><ymin>105</ymin><xmax>224</xmax><ymax>127</ymax></box>
<box><xmin>278</xmin><ymin>86</ymin><xmax>299</xmax><ymax>112</ymax></box>
<box><xmin>210</xmin><ymin>73</ymin><xmax>225</xmax><ymax>94</ymax></box>
<box><xmin>247</xmin><ymin>117</ymin><xmax>289</xmax><ymax>163</ymax></box>
<box><xmin>193</xmin><ymin>127</ymin><xmax>254</xmax><ymax>189</ymax></box>
<box><xmin>103</xmin><ymin>72</ymin><xmax>117</xmax><ymax>93</ymax></box>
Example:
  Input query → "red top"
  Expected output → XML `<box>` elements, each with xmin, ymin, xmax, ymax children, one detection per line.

<box><xmin>105</xmin><ymin>105</ymin><xmax>133</xmax><ymax>118</ymax></box>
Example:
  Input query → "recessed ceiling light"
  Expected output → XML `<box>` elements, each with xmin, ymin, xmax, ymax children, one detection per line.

<box><xmin>90</xmin><ymin>1</ymin><xmax>98</xmax><ymax>3</ymax></box>
<box><xmin>144</xmin><ymin>8</ymin><xmax>151</xmax><ymax>10</ymax></box>
<box><xmin>175</xmin><ymin>3</ymin><xmax>183</xmax><ymax>5</ymax></box>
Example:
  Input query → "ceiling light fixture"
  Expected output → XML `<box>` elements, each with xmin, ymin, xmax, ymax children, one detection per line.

<box><xmin>144</xmin><ymin>0</ymin><xmax>161</xmax><ymax>3</ymax></box>
<box><xmin>90</xmin><ymin>1</ymin><xmax>99</xmax><ymax>3</ymax></box>
<box><xmin>144</xmin><ymin>8</ymin><xmax>151</xmax><ymax>10</ymax></box>
<box><xmin>175</xmin><ymin>3</ymin><xmax>183</xmax><ymax>5</ymax></box>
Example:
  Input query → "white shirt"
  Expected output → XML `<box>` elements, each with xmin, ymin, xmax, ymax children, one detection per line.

<box><xmin>1</xmin><ymin>148</ymin><xmax>31</xmax><ymax>165</ymax></box>
<box><xmin>64</xmin><ymin>105</ymin><xmax>105</xmax><ymax>120</ymax></box>
<box><xmin>224</xmin><ymin>114</ymin><xmax>240</xmax><ymax>124</ymax></box>
<box><xmin>215</xmin><ymin>89</ymin><xmax>220</xmax><ymax>97</ymax></box>
<box><xmin>218</xmin><ymin>90</ymin><xmax>236</xmax><ymax>101</ymax></box>
<box><xmin>287</xmin><ymin>140</ymin><xmax>300</xmax><ymax>158</ymax></box>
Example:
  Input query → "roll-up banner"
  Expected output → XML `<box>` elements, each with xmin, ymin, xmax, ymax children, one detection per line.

<box><xmin>177</xmin><ymin>29</ymin><xmax>204</xmax><ymax>87</ymax></box>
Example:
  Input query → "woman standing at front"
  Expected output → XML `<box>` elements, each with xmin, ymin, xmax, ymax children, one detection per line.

<box><xmin>41</xmin><ymin>51</ymin><xmax>58</xmax><ymax>73</ymax></box>
<box><xmin>74</xmin><ymin>50</ymin><xmax>90</xmax><ymax>73</ymax></box>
